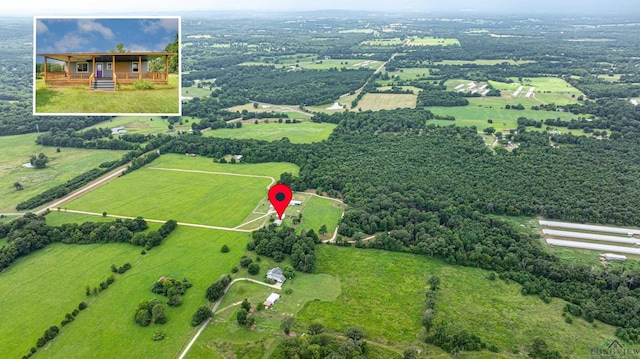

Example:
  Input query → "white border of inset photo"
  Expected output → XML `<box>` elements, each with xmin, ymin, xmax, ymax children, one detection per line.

<box><xmin>33</xmin><ymin>15</ymin><xmax>182</xmax><ymax>117</ymax></box>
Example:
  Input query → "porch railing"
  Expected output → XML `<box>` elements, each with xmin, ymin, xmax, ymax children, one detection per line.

<box><xmin>114</xmin><ymin>72</ymin><xmax>167</xmax><ymax>81</ymax></box>
<box><xmin>45</xmin><ymin>72</ymin><xmax>91</xmax><ymax>81</ymax></box>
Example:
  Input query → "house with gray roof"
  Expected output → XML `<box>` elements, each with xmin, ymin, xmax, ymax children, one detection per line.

<box><xmin>266</xmin><ymin>267</ymin><xmax>286</xmax><ymax>283</ymax></box>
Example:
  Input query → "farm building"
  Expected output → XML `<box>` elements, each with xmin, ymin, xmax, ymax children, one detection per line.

<box><xmin>290</xmin><ymin>200</ymin><xmax>302</xmax><ymax>206</ymax></box>
<box><xmin>264</xmin><ymin>293</ymin><xmax>280</xmax><ymax>309</ymax></box>
<box><xmin>266</xmin><ymin>267</ymin><xmax>286</xmax><ymax>283</ymax></box>
<box><xmin>602</xmin><ymin>253</ymin><xmax>627</xmax><ymax>261</ymax></box>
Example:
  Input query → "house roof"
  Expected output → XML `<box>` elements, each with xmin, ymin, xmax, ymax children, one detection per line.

<box><xmin>265</xmin><ymin>293</ymin><xmax>280</xmax><ymax>304</ymax></box>
<box><xmin>38</xmin><ymin>52</ymin><xmax>177</xmax><ymax>63</ymax></box>
<box><xmin>266</xmin><ymin>267</ymin><xmax>286</xmax><ymax>283</ymax></box>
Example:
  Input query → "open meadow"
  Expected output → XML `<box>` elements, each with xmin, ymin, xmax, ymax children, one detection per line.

<box><xmin>0</xmin><ymin>133</ymin><xmax>125</xmax><ymax>213</ymax></box>
<box><xmin>408</xmin><ymin>37</ymin><xmax>460</xmax><ymax>46</ymax></box>
<box><xmin>204</xmin><ymin>122</ymin><xmax>336</xmax><ymax>144</ymax></box>
<box><xmin>35</xmin><ymin>75</ymin><xmax>180</xmax><ymax>114</ymax></box>
<box><xmin>239</xmin><ymin>58</ymin><xmax>380</xmax><ymax>71</ymax></box>
<box><xmin>296</xmin><ymin>246</ymin><xmax>617</xmax><ymax>358</ymax></box>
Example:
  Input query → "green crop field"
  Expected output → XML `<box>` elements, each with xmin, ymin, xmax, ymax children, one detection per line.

<box><xmin>0</xmin><ymin>133</ymin><xmax>125</xmax><ymax>213</ymax></box>
<box><xmin>408</xmin><ymin>37</ymin><xmax>460</xmax><ymax>46</ymax></box>
<box><xmin>355</xmin><ymin>93</ymin><xmax>418</xmax><ymax>111</ymax></box>
<box><xmin>85</xmin><ymin>116</ymin><xmax>192</xmax><ymax>135</ymax></box>
<box><xmin>35</xmin><ymin>227</ymin><xmax>250</xmax><ymax>359</ymax></box>
<box><xmin>35</xmin><ymin>74</ymin><xmax>180</xmax><ymax>114</ymax></box>
<box><xmin>64</xmin><ymin>167</ymin><xmax>271</xmax><ymax>227</ymax></box>
<box><xmin>297</xmin><ymin>246</ymin><xmax>617</xmax><ymax>358</ymax></box>
<box><xmin>204</xmin><ymin>122</ymin><xmax>336</xmax><ymax>144</ymax></box>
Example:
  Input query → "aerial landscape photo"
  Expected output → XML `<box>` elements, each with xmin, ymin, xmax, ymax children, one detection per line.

<box><xmin>3</xmin><ymin>0</ymin><xmax>640</xmax><ymax>358</ymax></box>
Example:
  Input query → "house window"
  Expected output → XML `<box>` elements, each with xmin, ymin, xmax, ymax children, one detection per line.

<box><xmin>106</xmin><ymin>62</ymin><xmax>112</xmax><ymax>70</ymax></box>
<box><xmin>132</xmin><ymin>62</ymin><xmax>139</xmax><ymax>73</ymax></box>
<box><xmin>76</xmin><ymin>63</ymin><xmax>89</xmax><ymax>72</ymax></box>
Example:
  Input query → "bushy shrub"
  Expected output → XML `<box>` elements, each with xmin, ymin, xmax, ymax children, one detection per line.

<box><xmin>133</xmin><ymin>80</ymin><xmax>154</xmax><ymax>90</ymax></box>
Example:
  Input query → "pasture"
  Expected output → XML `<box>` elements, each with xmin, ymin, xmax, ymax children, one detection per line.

<box><xmin>35</xmin><ymin>74</ymin><xmax>180</xmax><ymax>114</ymax></box>
<box><xmin>433</xmin><ymin>59</ymin><xmax>535</xmax><ymax>65</ymax></box>
<box><xmin>355</xmin><ymin>93</ymin><xmax>418</xmax><ymax>111</ymax></box>
<box><xmin>204</xmin><ymin>122</ymin><xmax>336</xmax><ymax>144</ymax></box>
<box><xmin>297</xmin><ymin>246</ymin><xmax>616</xmax><ymax>358</ymax></box>
<box><xmin>0</xmin><ymin>242</ymin><xmax>142</xmax><ymax>358</ymax></box>
<box><xmin>37</xmin><ymin>227</ymin><xmax>250</xmax><ymax>359</ymax></box>
<box><xmin>226</xmin><ymin>102</ymin><xmax>313</xmax><ymax>120</ymax></box>
<box><xmin>238</xmin><ymin>58</ymin><xmax>380</xmax><ymax>71</ymax></box>
<box><xmin>0</xmin><ymin>133</ymin><xmax>125</xmax><ymax>213</ymax></box>
<box><xmin>182</xmin><ymin>85</ymin><xmax>215</xmax><ymax>98</ymax></box>
<box><xmin>427</xmin><ymin>105</ymin><xmax>585</xmax><ymax>133</ymax></box>
<box><xmin>359</xmin><ymin>38</ymin><xmax>405</xmax><ymax>46</ymax></box>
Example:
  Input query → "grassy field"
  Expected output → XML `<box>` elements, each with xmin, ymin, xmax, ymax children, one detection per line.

<box><xmin>181</xmin><ymin>85</ymin><xmax>215</xmax><ymax>98</ymax></box>
<box><xmin>292</xmin><ymin>195</ymin><xmax>345</xmax><ymax>237</ymax></box>
<box><xmin>35</xmin><ymin>74</ymin><xmax>180</xmax><ymax>114</ymax></box>
<box><xmin>151</xmin><ymin>154</ymin><xmax>299</xmax><ymax>178</ymax></box>
<box><xmin>489</xmin><ymin>77</ymin><xmax>584</xmax><ymax>105</ymax></box>
<box><xmin>297</xmin><ymin>246</ymin><xmax>617</xmax><ymax>358</ymax></box>
<box><xmin>226</xmin><ymin>103</ymin><xmax>312</xmax><ymax>120</ymax></box>
<box><xmin>64</xmin><ymin>166</ymin><xmax>272</xmax><ymax>227</ymax></box>
<box><xmin>0</xmin><ymin>133</ymin><xmax>125</xmax><ymax>213</ymax></box>
<box><xmin>355</xmin><ymin>93</ymin><xmax>418</xmax><ymax>111</ymax></box>
<box><xmin>0</xmin><ymin>242</ymin><xmax>142</xmax><ymax>358</ymax></box>
<box><xmin>185</xmin><ymin>252</ymin><xmax>341</xmax><ymax>359</ymax></box>
<box><xmin>204</xmin><ymin>122</ymin><xmax>336</xmax><ymax>144</ymax></box>
<box><xmin>84</xmin><ymin>116</ymin><xmax>192</xmax><ymax>135</ymax></box>
<box><xmin>427</xmin><ymin>105</ymin><xmax>584</xmax><ymax>132</ymax></box>
<box><xmin>408</xmin><ymin>37</ymin><xmax>460</xmax><ymax>46</ymax></box>
<box><xmin>38</xmin><ymin>227</ymin><xmax>250</xmax><ymax>359</ymax></box>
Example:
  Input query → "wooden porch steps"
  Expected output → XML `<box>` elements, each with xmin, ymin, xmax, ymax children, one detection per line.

<box><xmin>91</xmin><ymin>79</ymin><xmax>115</xmax><ymax>91</ymax></box>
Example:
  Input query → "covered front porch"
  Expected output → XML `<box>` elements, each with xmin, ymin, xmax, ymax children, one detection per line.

<box><xmin>38</xmin><ymin>52</ymin><xmax>176</xmax><ymax>90</ymax></box>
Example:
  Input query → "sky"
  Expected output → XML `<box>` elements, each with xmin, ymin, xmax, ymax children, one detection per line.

<box><xmin>35</xmin><ymin>18</ymin><xmax>179</xmax><ymax>54</ymax></box>
<box><xmin>8</xmin><ymin>0</ymin><xmax>640</xmax><ymax>15</ymax></box>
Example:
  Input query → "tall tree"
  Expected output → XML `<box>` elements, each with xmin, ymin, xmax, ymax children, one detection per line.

<box><xmin>110</xmin><ymin>43</ymin><xmax>129</xmax><ymax>53</ymax></box>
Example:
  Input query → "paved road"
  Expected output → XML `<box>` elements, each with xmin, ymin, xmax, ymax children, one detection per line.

<box><xmin>176</xmin><ymin>278</ymin><xmax>281</xmax><ymax>359</ymax></box>
<box><xmin>539</xmin><ymin>220</ymin><xmax>640</xmax><ymax>235</ymax></box>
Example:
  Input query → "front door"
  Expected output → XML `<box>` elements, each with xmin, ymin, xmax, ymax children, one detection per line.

<box><xmin>96</xmin><ymin>63</ymin><xmax>102</xmax><ymax>78</ymax></box>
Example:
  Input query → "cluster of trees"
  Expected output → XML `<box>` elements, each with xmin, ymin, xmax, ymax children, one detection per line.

<box><xmin>35</xmin><ymin>127</ymin><xmax>154</xmax><ymax>150</ymax></box>
<box><xmin>190</xmin><ymin>306</ymin><xmax>212</xmax><ymax>327</ymax></box>
<box><xmin>134</xmin><ymin>300</ymin><xmax>168</xmax><ymax>326</ymax></box>
<box><xmin>416</xmin><ymin>88</ymin><xmax>469</xmax><ymax>107</ymax></box>
<box><xmin>205</xmin><ymin>274</ymin><xmax>232</xmax><ymax>302</ymax></box>
<box><xmin>247</xmin><ymin>225</ymin><xmax>318</xmax><ymax>272</ymax></box>
<box><xmin>271</xmin><ymin>325</ymin><xmax>368</xmax><ymax>359</ymax></box>
<box><xmin>213</xmin><ymin>65</ymin><xmax>372</xmax><ymax>106</ymax></box>
<box><xmin>150</xmin><ymin>277</ymin><xmax>192</xmax><ymax>307</ymax></box>
<box><xmin>29</xmin><ymin>153</ymin><xmax>49</xmax><ymax>168</ymax></box>
<box><xmin>236</xmin><ymin>298</ymin><xmax>255</xmax><ymax>327</ymax></box>
<box><xmin>0</xmin><ymin>215</ymin><xmax>149</xmax><ymax>270</ymax></box>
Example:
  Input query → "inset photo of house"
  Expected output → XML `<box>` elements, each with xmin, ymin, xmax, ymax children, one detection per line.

<box><xmin>34</xmin><ymin>17</ymin><xmax>180</xmax><ymax>115</ymax></box>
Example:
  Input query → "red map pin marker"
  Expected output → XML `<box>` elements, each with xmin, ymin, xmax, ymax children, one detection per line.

<box><xmin>268</xmin><ymin>184</ymin><xmax>292</xmax><ymax>220</ymax></box>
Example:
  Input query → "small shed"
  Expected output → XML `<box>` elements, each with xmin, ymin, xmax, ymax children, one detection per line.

<box><xmin>266</xmin><ymin>267</ymin><xmax>286</xmax><ymax>283</ymax></box>
<box><xmin>264</xmin><ymin>293</ymin><xmax>280</xmax><ymax>308</ymax></box>
<box><xmin>290</xmin><ymin>200</ymin><xmax>302</xmax><ymax>206</ymax></box>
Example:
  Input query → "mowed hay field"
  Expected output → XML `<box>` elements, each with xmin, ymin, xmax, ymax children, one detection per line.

<box><xmin>0</xmin><ymin>133</ymin><xmax>125</xmax><ymax>212</ymax></box>
<box><xmin>204</xmin><ymin>122</ymin><xmax>337</xmax><ymax>144</ymax></box>
<box><xmin>355</xmin><ymin>93</ymin><xmax>418</xmax><ymax>111</ymax></box>
<box><xmin>84</xmin><ymin>116</ymin><xmax>192</xmax><ymax>135</ymax></box>
<box><xmin>62</xmin><ymin>154</ymin><xmax>299</xmax><ymax>227</ymax></box>
<box><xmin>29</xmin><ymin>227</ymin><xmax>249</xmax><ymax>359</ymax></box>
<box><xmin>297</xmin><ymin>246</ymin><xmax>616</xmax><ymax>358</ymax></box>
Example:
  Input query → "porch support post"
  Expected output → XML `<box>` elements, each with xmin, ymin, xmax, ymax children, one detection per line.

<box><xmin>165</xmin><ymin>55</ymin><xmax>169</xmax><ymax>83</ymax></box>
<box><xmin>92</xmin><ymin>56</ymin><xmax>95</xmax><ymax>78</ymax></box>
<box><xmin>43</xmin><ymin>56</ymin><xmax>47</xmax><ymax>81</ymax></box>
<box><xmin>138</xmin><ymin>55</ymin><xmax>142</xmax><ymax>80</ymax></box>
<box><xmin>113</xmin><ymin>55</ymin><xmax>116</xmax><ymax>91</ymax></box>
<box><xmin>67</xmin><ymin>55</ymin><xmax>71</xmax><ymax>83</ymax></box>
